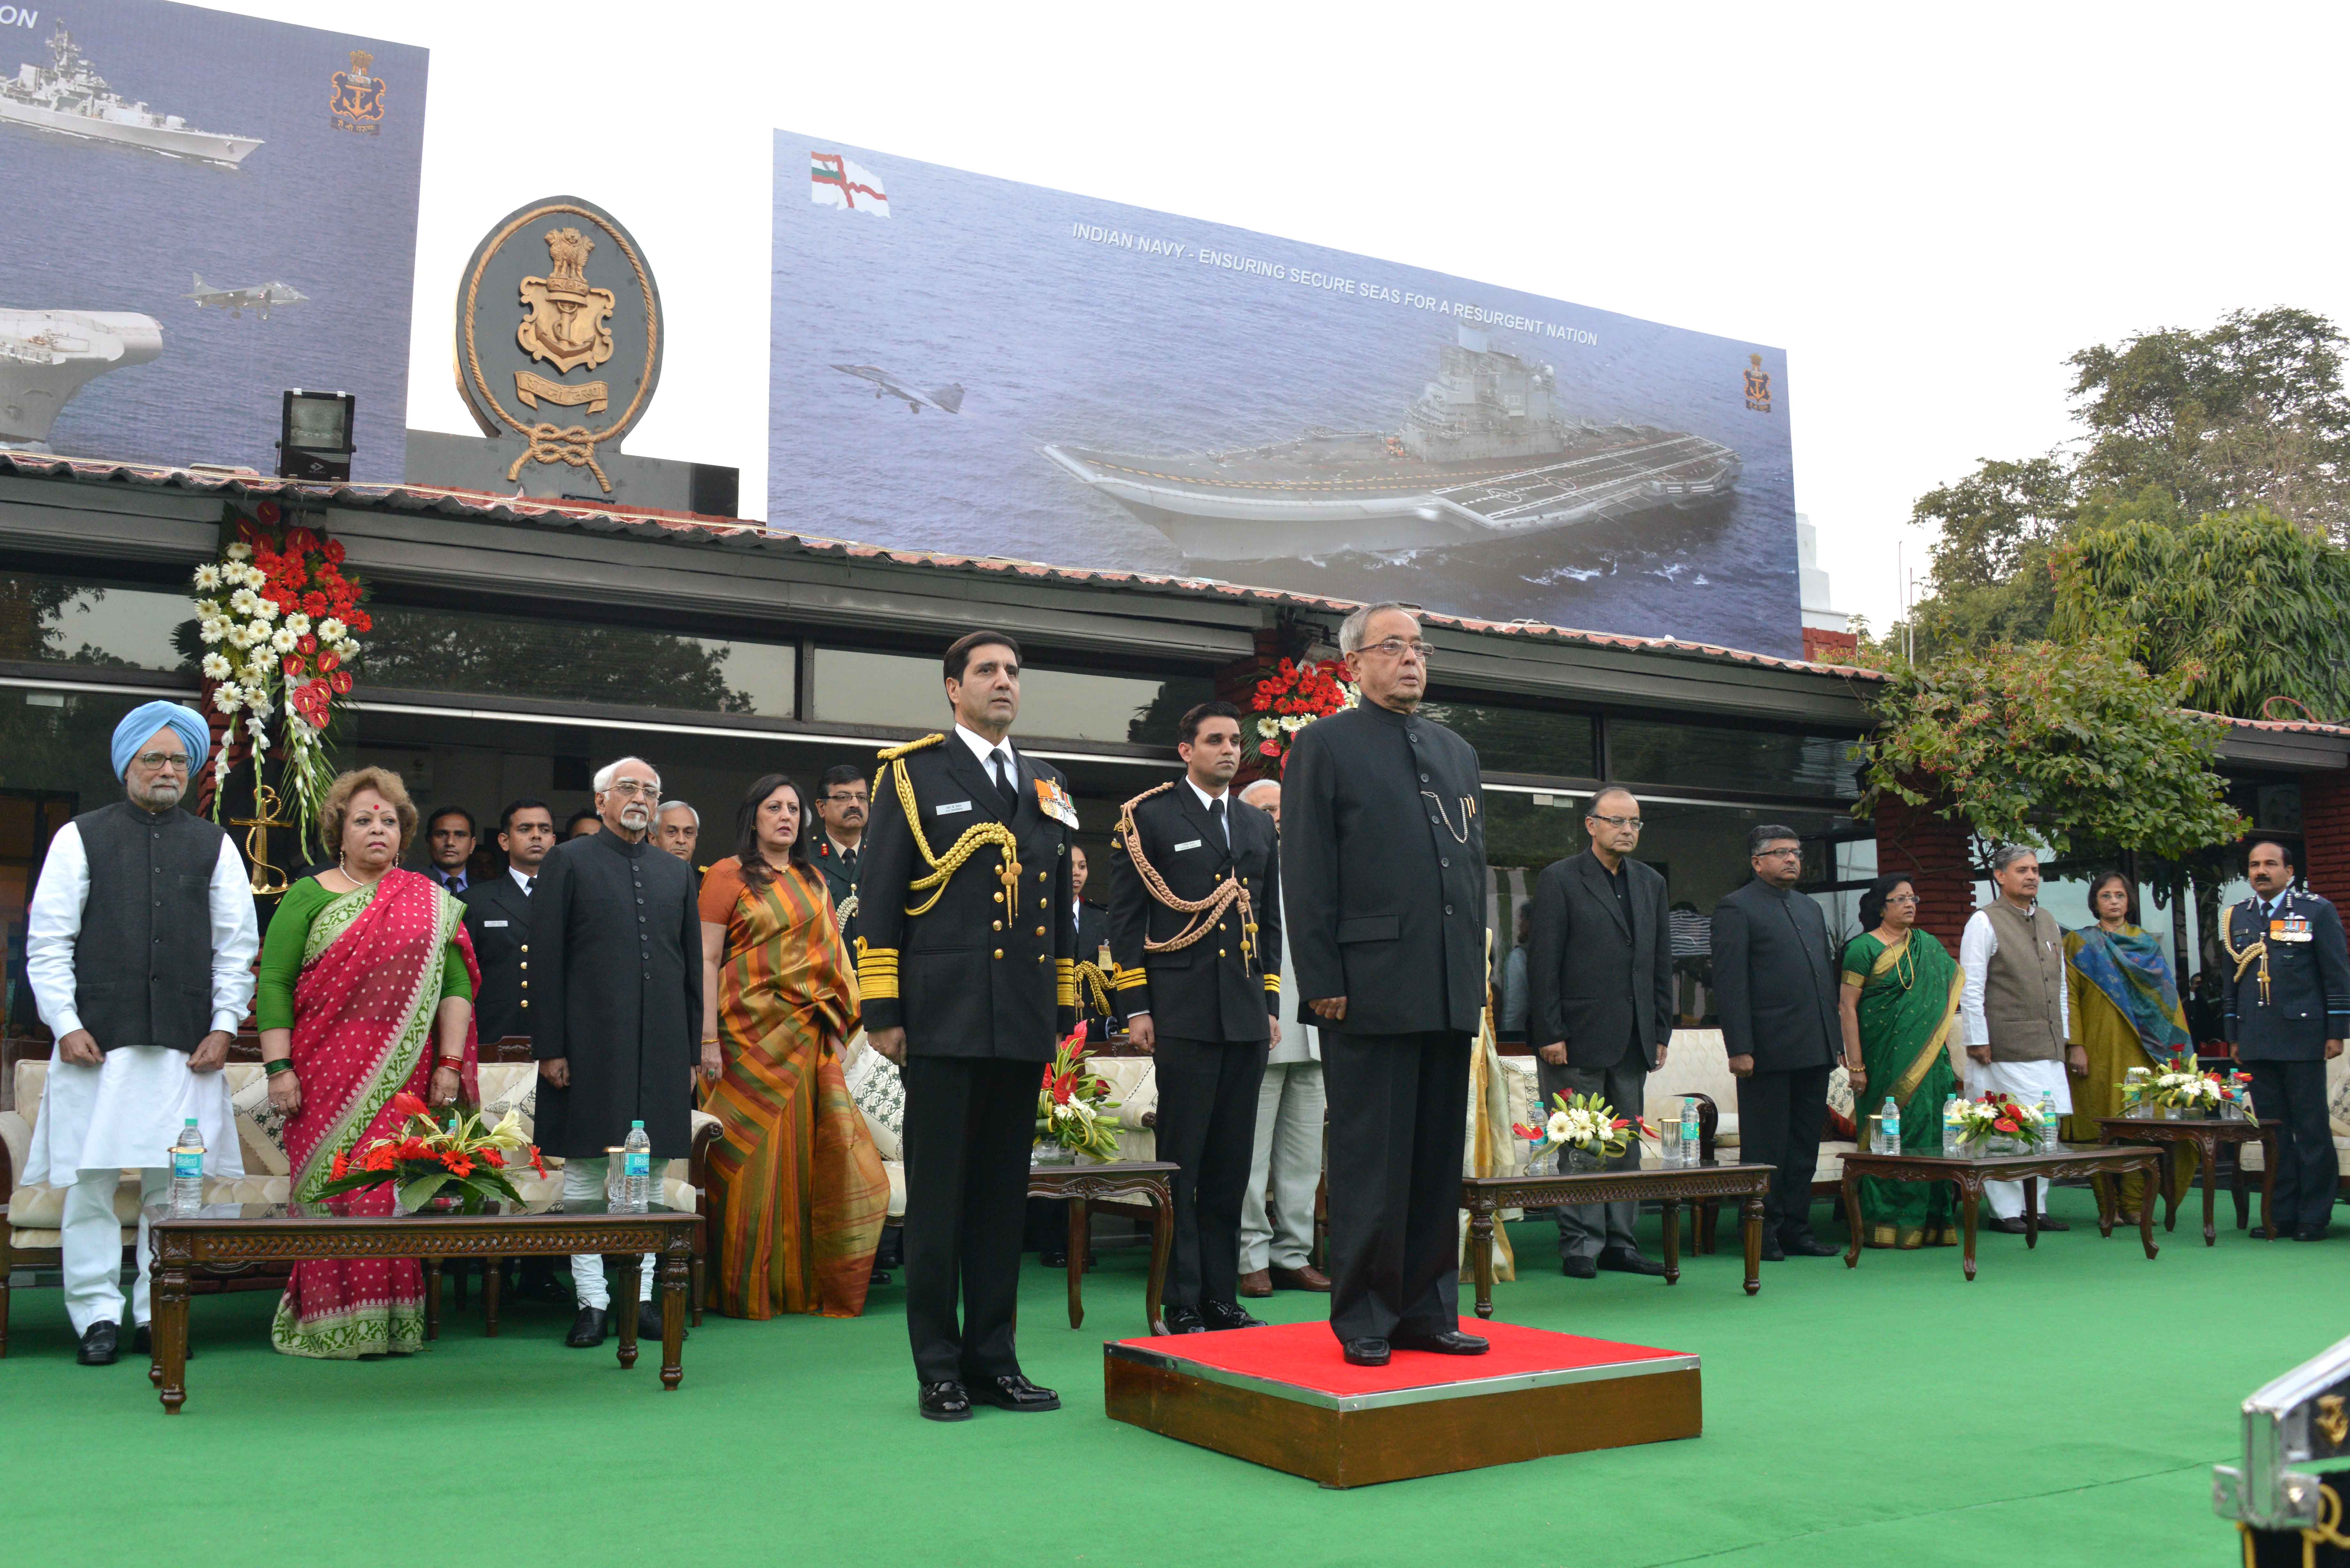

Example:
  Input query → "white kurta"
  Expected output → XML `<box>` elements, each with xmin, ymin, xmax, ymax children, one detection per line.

<box><xmin>22</xmin><ymin>821</ymin><xmax>258</xmax><ymax>1182</ymax></box>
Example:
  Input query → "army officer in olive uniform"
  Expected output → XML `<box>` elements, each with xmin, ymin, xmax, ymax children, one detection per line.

<box><xmin>1107</xmin><ymin>699</ymin><xmax>1282</xmax><ymax>1334</ymax></box>
<box><xmin>858</xmin><ymin>629</ymin><xmax>1078</xmax><ymax>1422</ymax></box>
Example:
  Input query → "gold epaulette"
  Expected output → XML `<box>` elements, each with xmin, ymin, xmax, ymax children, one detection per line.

<box><xmin>854</xmin><ymin>936</ymin><xmax>899</xmax><ymax>1000</ymax></box>
<box><xmin>878</xmin><ymin>733</ymin><xmax>945</xmax><ymax>762</ymax></box>
<box><xmin>1119</xmin><ymin>780</ymin><xmax>1177</xmax><ymax>815</ymax></box>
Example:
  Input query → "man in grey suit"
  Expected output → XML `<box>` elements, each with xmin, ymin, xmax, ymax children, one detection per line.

<box><xmin>1527</xmin><ymin>788</ymin><xmax>1672</xmax><ymax>1278</ymax></box>
<box><xmin>1711</xmin><ymin>823</ymin><xmax>1840</xmax><ymax>1260</ymax></box>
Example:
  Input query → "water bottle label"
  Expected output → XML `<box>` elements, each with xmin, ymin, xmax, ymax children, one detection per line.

<box><xmin>172</xmin><ymin>1148</ymin><xmax>201</xmax><ymax>1180</ymax></box>
<box><xmin>623</xmin><ymin>1151</ymin><xmax>649</xmax><ymax>1179</ymax></box>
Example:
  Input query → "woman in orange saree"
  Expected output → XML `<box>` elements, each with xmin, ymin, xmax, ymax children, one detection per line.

<box><xmin>697</xmin><ymin>773</ymin><xmax>886</xmax><ymax>1318</ymax></box>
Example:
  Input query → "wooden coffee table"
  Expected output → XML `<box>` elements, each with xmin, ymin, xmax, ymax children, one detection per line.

<box><xmin>146</xmin><ymin>1201</ymin><xmax>701</xmax><ymax>1413</ymax></box>
<box><xmin>1836</xmin><ymin>1143</ymin><xmax>2163</xmax><ymax>1280</ymax></box>
<box><xmin>1460</xmin><ymin>1161</ymin><xmax>1777</xmax><ymax>1317</ymax></box>
<box><xmin>1027</xmin><ymin>1159</ymin><xmax>1177</xmax><ymax>1334</ymax></box>
<box><xmin>2094</xmin><ymin>1115</ymin><xmax>2277</xmax><ymax>1246</ymax></box>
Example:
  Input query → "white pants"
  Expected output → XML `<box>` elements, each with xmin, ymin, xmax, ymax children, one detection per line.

<box><xmin>1239</xmin><ymin>1061</ymin><xmax>1325</xmax><ymax>1274</ymax></box>
<box><xmin>61</xmin><ymin>1167</ymin><xmax>169</xmax><ymax>1335</ymax></box>
<box><xmin>1973</xmin><ymin>1058</ymin><xmax>2073</xmax><ymax>1220</ymax></box>
<box><xmin>562</xmin><ymin>1156</ymin><xmax>669</xmax><ymax>1309</ymax></box>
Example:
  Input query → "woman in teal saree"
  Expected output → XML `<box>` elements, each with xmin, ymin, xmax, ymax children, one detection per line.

<box><xmin>1838</xmin><ymin>874</ymin><xmax>1965</xmax><ymax>1248</ymax></box>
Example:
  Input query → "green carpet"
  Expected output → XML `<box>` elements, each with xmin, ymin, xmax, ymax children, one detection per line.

<box><xmin>0</xmin><ymin>1188</ymin><xmax>2315</xmax><ymax>1566</ymax></box>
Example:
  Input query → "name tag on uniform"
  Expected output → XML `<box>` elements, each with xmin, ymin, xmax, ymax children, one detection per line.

<box><xmin>2274</xmin><ymin>917</ymin><xmax>2313</xmax><ymax>943</ymax></box>
<box><xmin>483</xmin><ymin>920</ymin><xmax>509</xmax><ymax>929</ymax></box>
<box><xmin>1173</xmin><ymin>839</ymin><xmax>1202</xmax><ymax>852</ymax></box>
<box><xmin>935</xmin><ymin>800</ymin><xmax>973</xmax><ymax>816</ymax></box>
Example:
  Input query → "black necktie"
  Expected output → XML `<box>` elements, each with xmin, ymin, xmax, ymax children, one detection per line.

<box><xmin>991</xmin><ymin>748</ymin><xmax>1018</xmax><ymax>810</ymax></box>
<box><xmin>1208</xmin><ymin>797</ymin><xmax>1227</xmax><ymax>850</ymax></box>
<box><xmin>841</xmin><ymin>847</ymin><xmax>857</xmax><ymax>875</ymax></box>
<box><xmin>521</xmin><ymin>878</ymin><xmax>532</xmax><ymax>898</ymax></box>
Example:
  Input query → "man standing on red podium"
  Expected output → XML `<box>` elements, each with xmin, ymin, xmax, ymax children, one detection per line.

<box><xmin>1282</xmin><ymin>603</ymin><xmax>1490</xmax><ymax>1367</ymax></box>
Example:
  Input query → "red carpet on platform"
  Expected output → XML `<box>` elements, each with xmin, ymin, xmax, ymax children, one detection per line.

<box><xmin>1109</xmin><ymin>1319</ymin><xmax>1690</xmax><ymax>1397</ymax></box>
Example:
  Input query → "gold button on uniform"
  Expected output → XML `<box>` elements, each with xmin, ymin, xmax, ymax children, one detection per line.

<box><xmin>993</xmin><ymin>948</ymin><xmax>1004</xmax><ymax>960</ymax></box>
<box><xmin>1219</xmin><ymin>948</ymin><xmax>1227</xmax><ymax>957</ymax></box>
<box><xmin>992</xmin><ymin>920</ymin><xmax>1002</xmax><ymax>931</ymax></box>
<box><xmin>1035</xmin><ymin>926</ymin><xmax>1046</xmax><ymax>937</ymax></box>
<box><xmin>993</xmin><ymin>892</ymin><xmax>1004</xmax><ymax>903</ymax></box>
<box><xmin>520</xmin><ymin>944</ymin><xmax>529</xmax><ymax>953</ymax></box>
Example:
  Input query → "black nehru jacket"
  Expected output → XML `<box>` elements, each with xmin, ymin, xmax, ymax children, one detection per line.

<box><xmin>529</xmin><ymin>828</ymin><xmax>701</xmax><ymax>1159</ymax></box>
<box><xmin>73</xmin><ymin>801</ymin><xmax>230</xmax><ymax>1052</ymax></box>
<box><xmin>856</xmin><ymin>734</ymin><xmax>1077</xmax><ymax>1056</ymax></box>
<box><xmin>2224</xmin><ymin>891</ymin><xmax>2350</xmax><ymax>1061</ymax></box>
<box><xmin>1710</xmin><ymin>878</ymin><xmax>1838</xmax><ymax>1071</ymax></box>
<box><xmin>1528</xmin><ymin>847</ymin><xmax>1673</xmax><ymax>1067</ymax></box>
<box><xmin>1106</xmin><ymin>782</ymin><xmax>1283</xmax><ymax>1042</ymax></box>
<box><xmin>461</xmin><ymin>872</ymin><xmax>534</xmax><ymax>1045</ymax></box>
<box><xmin>1282</xmin><ymin>702</ymin><xmax>1487</xmax><ymax>1034</ymax></box>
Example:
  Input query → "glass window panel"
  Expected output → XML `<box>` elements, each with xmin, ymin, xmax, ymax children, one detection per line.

<box><xmin>1417</xmin><ymin>701</ymin><xmax>1595</xmax><ymax>777</ymax></box>
<box><xmin>812</xmin><ymin>647</ymin><xmax>1211</xmax><ymax>745</ymax></box>
<box><xmin>0</xmin><ymin>572</ymin><xmax>195</xmax><ymax>674</ymax></box>
<box><xmin>363</xmin><ymin>604</ymin><xmax>795</xmax><ymax>716</ymax></box>
<box><xmin>1607</xmin><ymin>719</ymin><xmax>1862</xmax><ymax>800</ymax></box>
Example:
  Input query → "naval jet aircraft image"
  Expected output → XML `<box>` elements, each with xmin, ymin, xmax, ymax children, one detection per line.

<box><xmin>185</xmin><ymin>275</ymin><xmax>307</xmax><ymax>319</ymax></box>
<box><xmin>831</xmin><ymin>363</ymin><xmax>963</xmax><ymax>413</ymax></box>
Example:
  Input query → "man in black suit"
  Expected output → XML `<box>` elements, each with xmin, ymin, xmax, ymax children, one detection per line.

<box><xmin>423</xmin><ymin>805</ymin><xmax>478</xmax><ymax>895</ymax></box>
<box><xmin>859</xmin><ymin>629</ymin><xmax>1077</xmax><ymax>1421</ymax></box>
<box><xmin>462</xmin><ymin>798</ymin><xmax>555</xmax><ymax>1045</ymax></box>
<box><xmin>1108</xmin><ymin>700</ymin><xmax>1282</xmax><ymax>1333</ymax></box>
<box><xmin>1527</xmin><ymin>787</ymin><xmax>1672</xmax><ymax>1279</ymax></box>
<box><xmin>1285</xmin><ymin>603</ymin><xmax>1489</xmax><ymax>1368</ymax></box>
<box><xmin>1711</xmin><ymin>824</ymin><xmax>1840</xmax><ymax>1260</ymax></box>
<box><xmin>2224</xmin><ymin>839</ymin><xmax>2350</xmax><ymax>1241</ymax></box>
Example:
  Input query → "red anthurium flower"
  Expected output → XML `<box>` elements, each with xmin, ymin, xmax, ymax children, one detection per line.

<box><xmin>255</xmin><ymin>501</ymin><xmax>281</xmax><ymax>525</ymax></box>
<box><xmin>392</xmin><ymin>1090</ymin><xmax>429</xmax><ymax>1119</ymax></box>
<box><xmin>282</xmin><ymin>655</ymin><xmax>304</xmax><ymax>676</ymax></box>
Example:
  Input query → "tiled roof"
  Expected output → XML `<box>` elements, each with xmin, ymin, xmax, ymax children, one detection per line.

<box><xmin>0</xmin><ymin>451</ymin><xmax>1880</xmax><ymax>681</ymax></box>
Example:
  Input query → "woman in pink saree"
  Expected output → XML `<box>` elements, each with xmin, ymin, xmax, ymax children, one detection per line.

<box><xmin>256</xmin><ymin>768</ymin><xmax>480</xmax><ymax>1358</ymax></box>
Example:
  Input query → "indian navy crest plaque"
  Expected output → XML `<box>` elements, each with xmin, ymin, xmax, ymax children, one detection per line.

<box><xmin>456</xmin><ymin>196</ymin><xmax>663</xmax><ymax>495</ymax></box>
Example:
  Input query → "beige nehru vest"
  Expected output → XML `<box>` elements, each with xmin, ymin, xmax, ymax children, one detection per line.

<box><xmin>1982</xmin><ymin>900</ymin><xmax>2066</xmax><ymax>1062</ymax></box>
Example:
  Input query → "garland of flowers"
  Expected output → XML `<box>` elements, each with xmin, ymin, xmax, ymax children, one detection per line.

<box><xmin>192</xmin><ymin>501</ymin><xmax>369</xmax><ymax>847</ymax></box>
<box><xmin>1247</xmin><ymin>655</ymin><xmax>1357</xmax><ymax>762</ymax></box>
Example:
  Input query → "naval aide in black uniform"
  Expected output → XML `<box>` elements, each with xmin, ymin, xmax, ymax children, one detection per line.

<box><xmin>1283</xmin><ymin>604</ymin><xmax>1490</xmax><ymax>1366</ymax></box>
<box><xmin>2223</xmin><ymin>838</ymin><xmax>2350</xmax><ymax>1241</ymax></box>
<box><xmin>461</xmin><ymin>798</ymin><xmax>555</xmax><ymax>1044</ymax></box>
<box><xmin>1108</xmin><ymin>700</ymin><xmax>1283</xmax><ymax>1334</ymax></box>
<box><xmin>858</xmin><ymin>630</ymin><xmax>1077</xmax><ymax>1422</ymax></box>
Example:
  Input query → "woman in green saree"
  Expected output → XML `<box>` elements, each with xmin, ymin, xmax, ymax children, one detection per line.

<box><xmin>1838</xmin><ymin>874</ymin><xmax>1965</xmax><ymax>1248</ymax></box>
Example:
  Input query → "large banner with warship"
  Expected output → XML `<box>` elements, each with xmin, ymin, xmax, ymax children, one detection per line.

<box><xmin>769</xmin><ymin>132</ymin><xmax>1800</xmax><ymax>657</ymax></box>
<box><xmin>0</xmin><ymin>2</ymin><xmax>425</xmax><ymax>479</ymax></box>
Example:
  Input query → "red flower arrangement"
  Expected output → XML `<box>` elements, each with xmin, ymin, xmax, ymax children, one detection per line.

<box><xmin>1245</xmin><ymin>657</ymin><xmax>1358</xmax><ymax>762</ymax></box>
<box><xmin>1035</xmin><ymin>1026</ymin><xmax>1122</xmax><ymax>1158</ymax></box>
<box><xmin>314</xmin><ymin>1092</ymin><xmax>542</xmax><ymax>1214</ymax></box>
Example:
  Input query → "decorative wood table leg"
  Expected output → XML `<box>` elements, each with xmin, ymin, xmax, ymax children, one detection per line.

<box><xmin>1145</xmin><ymin>1182</ymin><xmax>1172</xmax><ymax>1336</ymax></box>
<box><xmin>2162</xmin><ymin>1145</ymin><xmax>2181</xmax><ymax>1233</ymax></box>
<box><xmin>659</xmin><ymin>1248</ymin><xmax>688</xmax><ymax>1391</ymax></box>
<box><xmin>483</xmin><ymin>1257</ymin><xmax>502</xmax><ymax>1338</ymax></box>
<box><xmin>613</xmin><ymin>1254</ymin><xmax>641</xmax><ymax>1370</ymax></box>
<box><xmin>154</xmin><ymin>1261</ymin><xmax>190</xmax><ymax>1413</ymax></box>
<box><xmin>2197</xmin><ymin>1134</ymin><xmax>2219</xmax><ymax>1246</ymax></box>
<box><xmin>424</xmin><ymin>1256</ymin><xmax>441</xmax><ymax>1341</ymax></box>
<box><xmin>1741</xmin><ymin>1194</ymin><xmax>1763</xmax><ymax>1294</ymax></box>
<box><xmin>1959</xmin><ymin>1179</ymin><xmax>1981</xmax><ymax>1281</ymax></box>
<box><xmin>1660</xmin><ymin>1199</ymin><xmax>1680</xmax><ymax>1286</ymax></box>
<box><xmin>1468</xmin><ymin>1201</ymin><xmax>1496</xmax><ymax>1318</ymax></box>
<box><xmin>2137</xmin><ymin>1159</ymin><xmax>2160</xmax><ymax>1260</ymax></box>
<box><xmin>2022</xmin><ymin>1178</ymin><xmax>2039</xmax><ymax>1249</ymax></box>
<box><xmin>1065</xmin><ymin>1197</ymin><xmax>1087</xmax><ymax>1330</ymax></box>
<box><xmin>2091</xmin><ymin>1173</ymin><xmax>2115</xmax><ymax>1238</ymax></box>
<box><xmin>1840</xmin><ymin>1171</ymin><xmax>1862</xmax><ymax>1268</ymax></box>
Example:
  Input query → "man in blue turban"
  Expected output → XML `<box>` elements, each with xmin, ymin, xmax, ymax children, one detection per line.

<box><xmin>22</xmin><ymin>701</ymin><xmax>259</xmax><ymax>1365</ymax></box>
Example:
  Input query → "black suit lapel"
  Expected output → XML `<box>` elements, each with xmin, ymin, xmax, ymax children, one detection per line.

<box><xmin>1577</xmin><ymin>851</ymin><xmax>1630</xmax><ymax>939</ymax></box>
<box><xmin>943</xmin><ymin>740</ymin><xmax>1012</xmax><ymax>824</ymax></box>
<box><xmin>1174</xmin><ymin>785</ymin><xmax>1232</xmax><ymax>870</ymax></box>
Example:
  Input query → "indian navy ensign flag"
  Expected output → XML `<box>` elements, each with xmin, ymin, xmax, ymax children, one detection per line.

<box><xmin>811</xmin><ymin>152</ymin><xmax>890</xmax><ymax>216</ymax></box>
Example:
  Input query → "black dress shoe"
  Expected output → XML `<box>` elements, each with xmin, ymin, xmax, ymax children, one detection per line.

<box><xmin>2297</xmin><ymin>1227</ymin><xmax>2331</xmax><ymax>1242</ymax></box>
<box><xmin>1039</xmin><ymin>1248</ymin><xmax>1068</xmax><ymax>1268</ymax></box>
<box><xmin>868</xmin><ymin>1268</ymin><xmax>893</xmax><ymax>1287</ymax></box>
<box><xmin>1597</xmin><ymin>1247</ymin><xmax>1667</xmax><ymax>1277</ymax></box>
<box><xmin>2032</xmin><ymin>1216</ymin><xmax>2071</xmax><ymax>1232</ymax></box>
<box><xmin>1202</xmin><ymin>1300</ymin><xmax>1265</xmax><ymax>1330</ymax></box>
<box><xmin>129</xmin><ymin>1323</ymin><xmax>185</xmax><ymax>1358</ymax></box>
<box><xmin>919</xmin><ymin>1380</ymin><xmax>973</xmax><ymax>1421</ymax></box>
<box><xmin>565</xmin><ymin>1307</ymin><xmax>609</xmax><ymax>1347</ymax></box>
<box><xmin>971</xmin><ymin>1374</ymin><xmax>1060</xmax><ymax>1411</ymax></box>
<box><xmin>1391</xmin><ymin>1330</ymin><xmax>1489</xmax><ymax>1355</ymax></box>
<box><xmin>77</xmin><ymin>1321</ymin><xmax>119</xmax><ymax>1366</ymax></box>
<box><xmin>1983</xmin><ymin>1216</ymin><xmax>2032</xmax><ymax>1235</ymax></box>
<box><xmin>2252</xmin><ymin>1225</ymin><xmax>2286</xmax><ymax>1239</ymax></box>
<box><xmin>1780</xmin><ymin>1234</ymin><xmax>1840</xmax><ymax>1257</ymax></box>
<box><xmin>1562</xmin><ymin>1255</ymin><xmax>1597</xmax><ymax>1278</ymax></box>
<box><xmin>1759</xmin><ymin>1239</ymin><xmax>1786</xmax><ymax>1261</ymax></box>
<box><xmin>1163</xmin><ymin>1305</ymin><xmax>1207</xmax><ymax>1334</ymax></box>
<box><xmin>1342</xmin><ymin>1337</ymin><xmax>1390</xmax><ymax>1367</ymax></box>
<box><xmin>637</xmin><ymin>1302</ymin><xmax>686</xmax><ymax>1342</ymax></box>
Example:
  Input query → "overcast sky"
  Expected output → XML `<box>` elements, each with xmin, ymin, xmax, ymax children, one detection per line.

<box><xmin>227</xmin><ymin>0</ymin><xmax>2350</xmax><ymax>637</ymax></box>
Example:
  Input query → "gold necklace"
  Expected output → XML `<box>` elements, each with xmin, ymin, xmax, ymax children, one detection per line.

<box><xmin>1876</xmin><ymin>928</ymin><xmax>1916</xmax><ymax>991</ymax></box>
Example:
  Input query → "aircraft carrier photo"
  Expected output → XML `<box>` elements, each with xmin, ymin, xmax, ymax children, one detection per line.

<box><xmin>0</xmin><ymin>309</ymin><xmax>164</xmax><ymax>446</ymax></box>
<box><xmin>0</xmin><ymin>21</ymin><xmax>263</xmax><ymax>166</ymax></box>
<box><xmin>1043</xmin><ymin>326</ymin><xmax>1740</xmax><ymax>563</ymax></box>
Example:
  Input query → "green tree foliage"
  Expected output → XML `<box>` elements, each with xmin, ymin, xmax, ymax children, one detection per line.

<box><xmin>1858</xmin><ymin>638</ymin><xmax>2247</xmax><ymax>861</ymax></box>
<box><xmin>2053</xmin><ymin>502</ymin><xmax>2350</xmax><ymax>720</ymax></box>
<box><xmin>1907</xmin><ymin>455</ymin><xmax>2078</xmax><ymax>658</ymax></box>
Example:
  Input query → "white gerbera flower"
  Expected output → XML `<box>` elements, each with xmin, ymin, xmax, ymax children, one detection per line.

<box><xmin>228</xmin><ymin>588</ymin><xmax>257</xmax><ymax>616</ymax></box>
<box><xmin>198</xmin><ymin>618</ymin><xmax>224</xmax><ymax>645</ymax></box>
<box><xmin>1546</xmin><ymin>1111</ymin><xmax>1573</xmax><ymax>1143</ymax></box>
<box><xmin>1257</xmin><ymin>717</ymin><xmax>1278</xmax><ymax>738</ymax></box>
<box><xmin>318</xmin><ymin>617</ymin><xmax>347</xmax><ymax>641</ymax></box>
<box><xmin>285</xmin><ymin>612</ymin><xmax>311</xmax><ymax>636</ymax></box>
<box><xmin>213</xmin><ymin>683</ymin><xmax>244</xmax><ymax>713</ymax></box>
<box><xmin>201</xmin><ymin>652</ymin><xmax>231</xmax><ymax>680</ymax></box>
<box><xmin>192</xmin><ymin>564</ymin><xmax>221</xmax><ymax>590</ymax></box>
<box><xmin>251</xmin><ymin>596</ymin><xmax>278</xmax><ymax>622</ymax></box>
<box><xmin>224</xmin><ymin>542</ymin><xmax>252</xmax><ymax>561</ymax></box>
<box><xmin>270</xmin><ymin>627</ymin><xmax>298</xmax><ymax>653</ymax></box>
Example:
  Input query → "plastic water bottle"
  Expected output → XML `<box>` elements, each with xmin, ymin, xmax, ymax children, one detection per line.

<box><xmin>169</xmin><ymin>1117</ymin><xmax>204</xmax><ymax>1216</ymax></box>
<box><xmin>1878</xmin><ymin>1096</ymin><xmax>1900</xmax><ymax>1155</ymax></box>
<box><xmin>621</xmin><ymin>1120</ymin><xmax>651</xmax><ymax>1212</ymax></box>
<box><xmin>2038</xmin><ymin>1090</ymin><xmax>2059</xmax><ymax>1153</ymax></box>
<box><xmin>1940</xmin><ymin>1093</ymin><xmax>1959</xmax><ymax>1157</ymax></box>
<box><xmin>1680</xmin><ymin>1097</ymin><xmax>1701</xmax><ymax>1166</ymax></box>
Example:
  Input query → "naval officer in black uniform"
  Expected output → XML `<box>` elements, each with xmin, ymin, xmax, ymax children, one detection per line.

<box><xmin>1107</xmin><ymin>699</ymin><xmax>1283</xmax><ymax>1333</ymax></box>
<box><xmin>2224</xmin><ymin>839</ymin><xmax>2350</xmax><ymax>1241</ymax></box>
<box><xmin>1284</xmin><ymin>603</ymin><xmax>1490</xmax><ymax>1366</ymax></box>
<box><xmin>858</xmin><ymin>629</ymin><xmax>1078</xmax><ymax>1421</ymax></box>
<box><xmin>462</xmin><ymin>798</ymin><xmax>555</xmax><ymax>1044</ymax></box>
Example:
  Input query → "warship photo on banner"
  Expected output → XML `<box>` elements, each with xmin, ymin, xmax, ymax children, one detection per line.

<box><xmin>769</xmin><ymin>132</ymin><xmax>1799</xmax><ymax>658</ymax></box>
<box><xmin>0</xmin><ymin>2</ymin><xmax>425</xmax><ymax>479</ymax></box>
